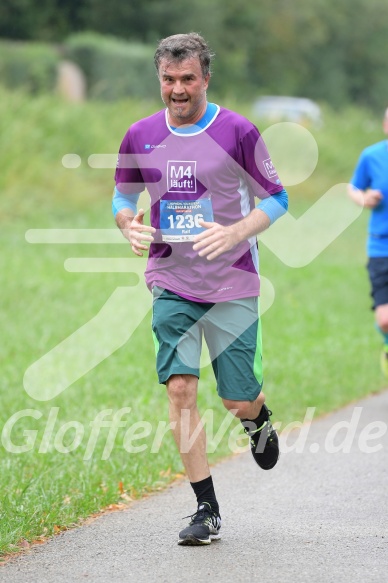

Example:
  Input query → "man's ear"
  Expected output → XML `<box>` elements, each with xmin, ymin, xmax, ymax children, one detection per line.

<box><xmin>204</xmin><ymin>73</ymin><xmax>211</xmax><ymax>90</ymax></box>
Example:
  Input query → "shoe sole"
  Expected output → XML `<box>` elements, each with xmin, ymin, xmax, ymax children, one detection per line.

<box><xmin>253</xmin><ymin>450</ymin><xmax>280</xmax><ymax>470</ymax></box>
<box><xmin>178</xmin><ymin>533</ymin><xmax>221</xmax><ymax>546</ymax></box>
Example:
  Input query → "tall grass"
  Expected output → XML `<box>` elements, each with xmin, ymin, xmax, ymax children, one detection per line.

<box><xmin>0</xmin><ymin>89</ymin><xmax>385</xmax><ymax>556</ymax></box>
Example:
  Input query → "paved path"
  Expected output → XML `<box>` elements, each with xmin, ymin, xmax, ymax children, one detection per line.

<box><xmin>1</xmin><ymin>391</ymin><xmax>388</xmax><ymax>583</ymax></box>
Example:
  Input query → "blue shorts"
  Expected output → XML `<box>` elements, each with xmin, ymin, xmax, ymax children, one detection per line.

<box><xmin>151</xmin><ymin>286</ymin><xmax>263</xmax><ymax>401</ymax></box>
<box><xmin>367</xmin><ymin>257</ymin><xmax>388</xmax><ymax>309</ymax></box>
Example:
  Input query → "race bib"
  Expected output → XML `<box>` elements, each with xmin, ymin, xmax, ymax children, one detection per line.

<box><xmin>160</xmin><ymin>198</ymin><xmax>214</xmax><ymax>242</ymax></box>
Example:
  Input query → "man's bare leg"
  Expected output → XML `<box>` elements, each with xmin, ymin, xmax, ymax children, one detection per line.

<box><xmin>375</xmin><ymin>304</ymin><xmax>388</xmax><ymax>377</ymax></box>
<box><xmin>222</xmin><ymin>391</ymin><xmax>265</xmax><ymax>421</ymax></box>
<box><xmin>167</xmin><ymin>373</ymin><xmax>209</xmax><ymax>482</ymax></box>
<box><xmin>167</xmin><ymin>374</ymin><xmax>221</xmax><ymax>545</ymax></box>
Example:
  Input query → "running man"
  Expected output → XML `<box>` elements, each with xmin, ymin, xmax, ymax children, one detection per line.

<box><xmin>113</xmin><ymin>33</ymin><xmax>288</xmax><ymax>545</ymax></box>
<box><xmin>347</xmin><ymin>107</ymin><xmax>388</xmax><ymax>375</ymax></box>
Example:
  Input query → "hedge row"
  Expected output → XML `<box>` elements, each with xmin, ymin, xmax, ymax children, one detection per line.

<box><xmin>0</xmin><ymin>33</ymin><xmax>159</xmax><ymax>100</ymax></box>
<box><xmin>0</xmin><ymin>41</ymin><xmax>59</xmax><ymax>93</ymax></box>
<box><xmin>64</xmin><ymin>32</ymin><xmax>158</xmax><ymax>101</ymax></box>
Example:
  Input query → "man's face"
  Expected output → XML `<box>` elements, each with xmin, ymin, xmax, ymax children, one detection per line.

<box><xmin>158</xmin><ymin>57</ymin><xmax>210</xmax><ymax>126</ymax></box>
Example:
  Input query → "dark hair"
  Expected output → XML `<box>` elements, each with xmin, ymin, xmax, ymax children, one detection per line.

<box><xmin>154</xmin><ymin>33</ymin><xmax>214</xmax><ymax>78</ymax></box>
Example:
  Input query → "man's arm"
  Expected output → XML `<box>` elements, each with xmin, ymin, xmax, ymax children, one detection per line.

<box><xmin>347</xmin><ymin>184</ymin><xmax>382</xmax><ymax>209</ymax></box>
<box><xmin>192</xmin><ymin>208</ymin><xmax>269</xmax><ymax>261</ymax></box>
<box><xmin>115</xmin><ymin>208</ymin><xmax>155</xmax><ymax>257</ymax></box>
<box><xmin>112</xmin><ymin>190</ymin><xmax>155</xmax><ymax>256</ymax></box>
<box><xmin>193</xmin><ymin>190</ymin><xmax>288</xmax><ymax>261</ymax></box>
<box><xmin>115</xmin><ymin>208</ymin><xmax>135</xmax><ymax>245</ymax></box>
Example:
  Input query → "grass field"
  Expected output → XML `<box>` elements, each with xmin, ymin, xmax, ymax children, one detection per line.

<box><xmin>0</xmin><ymin>89</ymin><xmax>386</xmax><ymax>557</ymax></box>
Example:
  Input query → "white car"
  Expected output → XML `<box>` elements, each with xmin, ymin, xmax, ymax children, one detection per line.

<box><xmin>253</xmin><ymin>96</ymin><xmax>322</xmax><ymax>126</ymax></box>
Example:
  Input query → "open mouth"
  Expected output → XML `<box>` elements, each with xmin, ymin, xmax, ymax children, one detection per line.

<box><xmin>172</xmin><ymin>98</ymin><xmax>189</xmax><ymax>104</ymax></box>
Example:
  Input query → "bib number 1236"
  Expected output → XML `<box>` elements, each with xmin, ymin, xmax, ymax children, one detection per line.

<box><xmin>160</xmin><ymin>198</ymin><xmax>213</xmax><ymax>242</ymax></box>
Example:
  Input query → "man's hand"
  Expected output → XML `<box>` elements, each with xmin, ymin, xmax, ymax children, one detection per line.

<box><xmin>117</xmin><ymin>208</ymin><xmax>156</xmax><ymax>256</ymax></box>
<box><xmin>347</xmin><ymin>185</ymin><xmax>383</xmax><ymax>209</ymax></box>
<box><xmin>364</xmin><ymin>189</ymin><xmax>383</xmax><ymax>209</ymax></box>
<box><xmin>193</xmin><ymin>209</ymin><xmax>271</xmax><ymax>261</ymax></box>
<box><xmin>192</xmin><ymin>220</ymin><xmax>239</xmax><ymax>260</ymax></box>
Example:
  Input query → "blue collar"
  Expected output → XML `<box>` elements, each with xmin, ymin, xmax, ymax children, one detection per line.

<box><xmin>169</xmin><ymin>103</ymin><xmax>218</xmax><ymax>134</ymax></box>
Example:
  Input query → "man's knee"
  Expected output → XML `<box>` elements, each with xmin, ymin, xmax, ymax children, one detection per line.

<box><xmin>376</xmin><ymin>304</ymin><xmax>388</xmax><ymax>332</ymax></box>
<box><xmin>167</xmin><ymin>374</ymin><xmax>198</xmax><ymax>408</ymax></box>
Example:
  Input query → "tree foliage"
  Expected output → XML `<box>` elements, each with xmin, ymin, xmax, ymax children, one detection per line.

<box><xmin>0</xmin><ymin>0</ymin><xmax>387</xmax><ymax>109</ymax></box>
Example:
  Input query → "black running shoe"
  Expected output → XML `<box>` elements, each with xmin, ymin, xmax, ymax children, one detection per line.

<box><xmin>242</xmin><ymin>404</ymin><xmax>279</xmax><ymax>470</ymax></box>
<box><xmin>178</xmin><ymin>502</ymin><xmax>221</xmax><ymax>546</ymax></box>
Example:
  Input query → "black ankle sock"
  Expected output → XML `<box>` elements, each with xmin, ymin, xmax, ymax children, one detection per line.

<box><xmin>190</xmin><ymin>475</ymin><xmax>219</xmax><ymax>515</ymax></box>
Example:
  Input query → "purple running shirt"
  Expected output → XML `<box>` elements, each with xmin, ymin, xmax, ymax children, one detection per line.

<box><xmin>115</xmin><ymin>104</ymin><xmax>283</xmax><ymax>302</ymax></box>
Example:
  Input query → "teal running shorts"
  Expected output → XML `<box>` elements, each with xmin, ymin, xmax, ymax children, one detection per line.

<box><xmin>151</xmin><ymin>286</ymin><xmax>263</xmax><ymax>401</ymax></box>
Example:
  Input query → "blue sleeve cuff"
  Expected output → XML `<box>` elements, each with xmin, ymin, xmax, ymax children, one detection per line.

<box><xmin>256</xmin><ymin>188</ymin><xmax>288</xmax><ymax>225</ymax></box>
<box><xmin>112</xmin><ymin>187</ymin><xmax>141</xmax><ymax>217</ymax></box>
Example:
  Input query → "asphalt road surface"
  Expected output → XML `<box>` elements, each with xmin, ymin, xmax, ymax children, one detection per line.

<box><xmin>1</xmin><ymin>391</ymin><xmax>387</xmax><ymax>583</ymax></box>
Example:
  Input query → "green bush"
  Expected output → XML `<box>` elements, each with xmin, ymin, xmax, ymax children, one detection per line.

<box><xmin>64</xmin><ymin>32</ymin><xmax>158</xmax><ymax>101</ymax></box>
<box><xmin>0</xmin><ymin>41</ymin><xmax>59</xmax><ymax>93</ymax></box>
